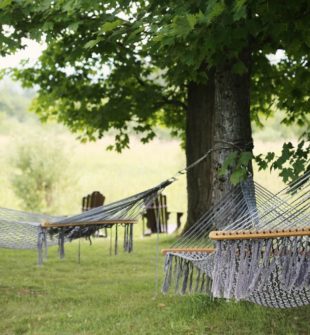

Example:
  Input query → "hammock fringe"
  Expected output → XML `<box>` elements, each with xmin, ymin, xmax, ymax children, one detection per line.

<box><xmin>162</xmin><ymin>254</ymin><xmax>213</xmax><ymax>295</ymax></box>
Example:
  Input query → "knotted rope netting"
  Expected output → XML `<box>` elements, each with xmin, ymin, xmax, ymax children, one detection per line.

<box><xmin>162</xmin><ymin>171</ymin><xmax>310</xmax><ymax>308</ymax></box>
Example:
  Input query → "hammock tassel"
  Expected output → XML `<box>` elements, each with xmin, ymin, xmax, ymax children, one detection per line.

<box><xmin>278</xmin><ymin>236</ymin><xmax>310</xmax><ymax>291</ymax></box>
<box><xmin>212</xmin><ymin>240</ymin><xmax>224</xmax><ymax>298</ymax></box>
<box><xmin>162</xmin><ymin>254</ymin><xmax>173</xmax><ymax>293</ymax></box>
<box><xmin>37</xmin><ymin>227</ymin><xmax>45</xmax><ymax>266</ymax></box>
<box><xmin>129</xmin><ymin>223</ymin><xmax>133</xmax><ymax>252</ymax></box>
<box><xmin>114</xmin><ymin>224</ymin><xmax>118</xmax><ymax>255</ymax></box>
<box><xmin>175</xmin><ymin>257</ymin><xmax>184</xmax><ymax>293</ymax></box>
<box><xmin>43</xmin><ymin>230</ymin><xmax>48</xmax><ymax>260</ymax></box>
<box><xmin>181</xmin><ymin>261</ymin><xmax>189</xmax><ymax>294</ymax></box>
<box><xmin>124</xmin><ymin>225</ymin><xmax>127</xmax><ymax>252</ymax></box>
<box><xmin>199</xmin><ymin>272</ymin><xmax>205</xmax><ymax>292</ymax></box>
<box><xmin>58</xmin><ymin>229</ymin><xmax>65</xmax><ymax>259</ymax></box>
<box><xmin>124</xmin><ymin>225</ymin><xmax>128</xmax><ymax>252</ymax></box>
<box><xmin>162</xmin><ymin>254</ymin><xmax>210</xmax><ymax>295</ymax></box>
<box><xmin>188</xmin><ymin>262</ymin><xmax>194</xmax><ymax>293</ymax></box>
<box><xmin>195</xmin><ymin>268</ymin><xmax>201</xmax><ymax>293</ymax></box>
<box><xmin>123</xmin><ymin>224</ymin><xmax>134</xmax><ymax>253</ymax></box>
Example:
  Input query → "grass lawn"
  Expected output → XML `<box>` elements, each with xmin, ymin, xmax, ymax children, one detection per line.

<box><xmin>0</xmin><ymin>236</ymin><xmax>309</xmax><ymax>335</ymax></box>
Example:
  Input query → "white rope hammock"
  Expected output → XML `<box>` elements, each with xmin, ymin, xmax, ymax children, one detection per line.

<box><xmin>162</xmin><ymin>171</ymin><xmax>310</xmax><ymax>308</ymax></box>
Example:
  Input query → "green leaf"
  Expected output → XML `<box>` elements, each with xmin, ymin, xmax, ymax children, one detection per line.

<box><xmin>233</xmin><ymin>0</ymin><xmax>247</xmax><ymax>21</ymax></box>
<box><xmin>84</xmin><ymin>38</ymin><xmax>101</xmax><ymax>49</ymax></box>
<box><xmin>230</xmin><ymin>168</ymin><xmax>246</xmax><ymax>185</ymax></box>
<box><xmin>281</xmin><ymin>142</ymin><xmax>294</xmax><ymax>161</ymax></box>
<box><xmin>265</xmin><ymin>152</ymin><xmax>275</xmax><ymax>162</ymax></box>
<box><xmin>186</xmin><ymin>14</ymin><xmax>197</xmax><ymax>29</ymax></box>
<box><xmin>219</xmin><ymin>151</ymin><xmax>238</xmax><ymax>175</ymax></box>
<box><xmin>127</xmin><ymin>27</ymin><xmax>144</xmax><ymax>42</ymax></box>
<box><xmin>206</xmin><ymin>0</ymin><xmax>226</xmax><ymax>24</ymax></box>
<box><xmin>106</xmin><ymin>145</ymin><xmax>114</xmax><ymax>151</ymax></box>
<box><xmin>68</xmin><ymin>22</ymin><xmax>80</xmax><ymax>32</ymax></box>
<box><xmin>292</xmin><ymin>159</ymin><xmax>305</xmax><ymax>175</ymax></box>
<box><xmin>255</xmin><ymin>155</ymin><xmax>268</xmax><ymax>171</ymax></box>
<box><xmin>238</xmin><ymin>151</ymin><xmax>253</xmax><ymax>165</ymax></box>
<box><xmin>172</xmin><ymin>16</ymin><xmax>194</xmax><ymax>37</ymax></box>
<box><xmin>279</xmin><ymin>168</ymin><xmax>294</xmax><ymax>183</ymax></box>
<box><xmin>101</xmin><ymin>19</ymin><xmax>124</xmax><ymax>33</ymax></box>
<box><xmin>0</xmin><ymin>0</ymin><xmax>12</xmax><ymax>9</ymax></box>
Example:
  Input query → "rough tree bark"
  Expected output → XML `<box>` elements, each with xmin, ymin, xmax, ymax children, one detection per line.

<box><xmin>211</xmin><ymin>50</ymin><xmax>253</xmax><ymax>207</ymax></box>
<box><xmin>184</xmin><ymin>73</ymin><xmax>215</xmax><ymax>231</ymax></box>
<box><xmin>184</xmin><ymin>49</ymin><xmax>253</xmax><ymax>231</ymax></box>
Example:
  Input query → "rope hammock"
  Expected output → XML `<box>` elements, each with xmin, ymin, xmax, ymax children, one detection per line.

<box><xmin>162</xmin><ymin>171</ymin><xmax>310</xmax><ymax>308</ymax></box>
<box><xmin>0</xmin><ymin>146</ymin><xmax>214</xmax><ymax>264</ymax></box>
<box><xmin>0</xmin><ymin>179</ymin><xmax>173</xmax><ymax>265</ymax></box>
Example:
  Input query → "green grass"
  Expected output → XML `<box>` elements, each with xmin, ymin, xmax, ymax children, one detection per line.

<box><xmin>0</xmin><ymin>237</ymin><xmax>309</xmax><ymax>335</ymax></box>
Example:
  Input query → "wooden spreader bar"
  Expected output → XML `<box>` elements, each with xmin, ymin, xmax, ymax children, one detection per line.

<box><xmin>161</xmin><ymin>248</ymin><xmax>215</xmax><ymax>255</ymax></box>
<box><xmin>41</xmin><ymin>219</ymin><xmax>137</xmax><ymax>228</ymax></box>
<box><xmin>209</xmin><ymin>227</ymin><xmax>310</xmax><ymax>241</ymax></box>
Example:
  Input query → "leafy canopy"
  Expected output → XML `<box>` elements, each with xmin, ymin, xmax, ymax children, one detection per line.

<box><xmin>1</xmin><ymin>0</ymin><xmax>309</xmax><ymax>180</ymax></box>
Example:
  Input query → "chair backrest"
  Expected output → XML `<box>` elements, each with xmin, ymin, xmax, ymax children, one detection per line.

<box><xmin>82</xmin><ymin>191</ymin><xmax>105</xmax><ymax>212</ymax></box>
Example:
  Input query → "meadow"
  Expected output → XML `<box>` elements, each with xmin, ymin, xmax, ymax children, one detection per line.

<box><xmin>0</xmin><ymin>114</ymin><xmax>287</xmax><ymax>217</ymax></box>
<box><xmin>0</xmin><ymin>115</ymin><xmax>309</xmax><ymax>334</ymax></box>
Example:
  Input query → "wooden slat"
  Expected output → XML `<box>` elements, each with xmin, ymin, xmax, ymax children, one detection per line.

<box><xmin>41</xmin><ymin>219</ymin><xmax>137</xmax><ymax>228</ymax></box>
<box><xmin>161</xmin><ymin>248</ymin><xmax>215</xmax><ymax>255</ymax></box>
<box><xmin>209</xmin><ymin>227</ymin><xmax>310</xmax><ymax>241</ymax></box>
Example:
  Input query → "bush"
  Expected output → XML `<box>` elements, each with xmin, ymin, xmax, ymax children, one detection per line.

<box><xmin>10</xmin><ymin>133</ymin><xmax>73</xmax><ymax>214</ymax></box>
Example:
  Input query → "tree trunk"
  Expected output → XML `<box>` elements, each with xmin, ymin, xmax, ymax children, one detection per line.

<box><xmin>184</xmin><ymin>74</ymin><xmax>215</xmax><ymax>231</ymax></box>
<box><xmin>184</xmin><ymin>50</ymin><xmax>253</xmax><ymax>231</ymax></box>
<box><xmin>211</xmin><ymin>51</ymin><xmax>253</xmax><ymax>207</ymax></box>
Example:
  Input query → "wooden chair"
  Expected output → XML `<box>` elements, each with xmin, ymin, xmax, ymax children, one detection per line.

<box><xmin>142</xmin><ymin>194</ymin><xmax>183</xmax><ymax>235</ymax></box>
<box><xmin>82</xmin><ymin>191</ymin><xmax>105</xmax><ymax>212</ymax></box>
<box><xmin>82</xmin><ymin>191</ymin><xmax>106</xmax><ymax>237</ymax></box>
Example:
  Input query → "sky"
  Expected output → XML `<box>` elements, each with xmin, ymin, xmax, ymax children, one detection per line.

<box><xmin>0</xmin><ymin>39</ymin><xmax>45</xmax><ymax>68</ymax></box>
